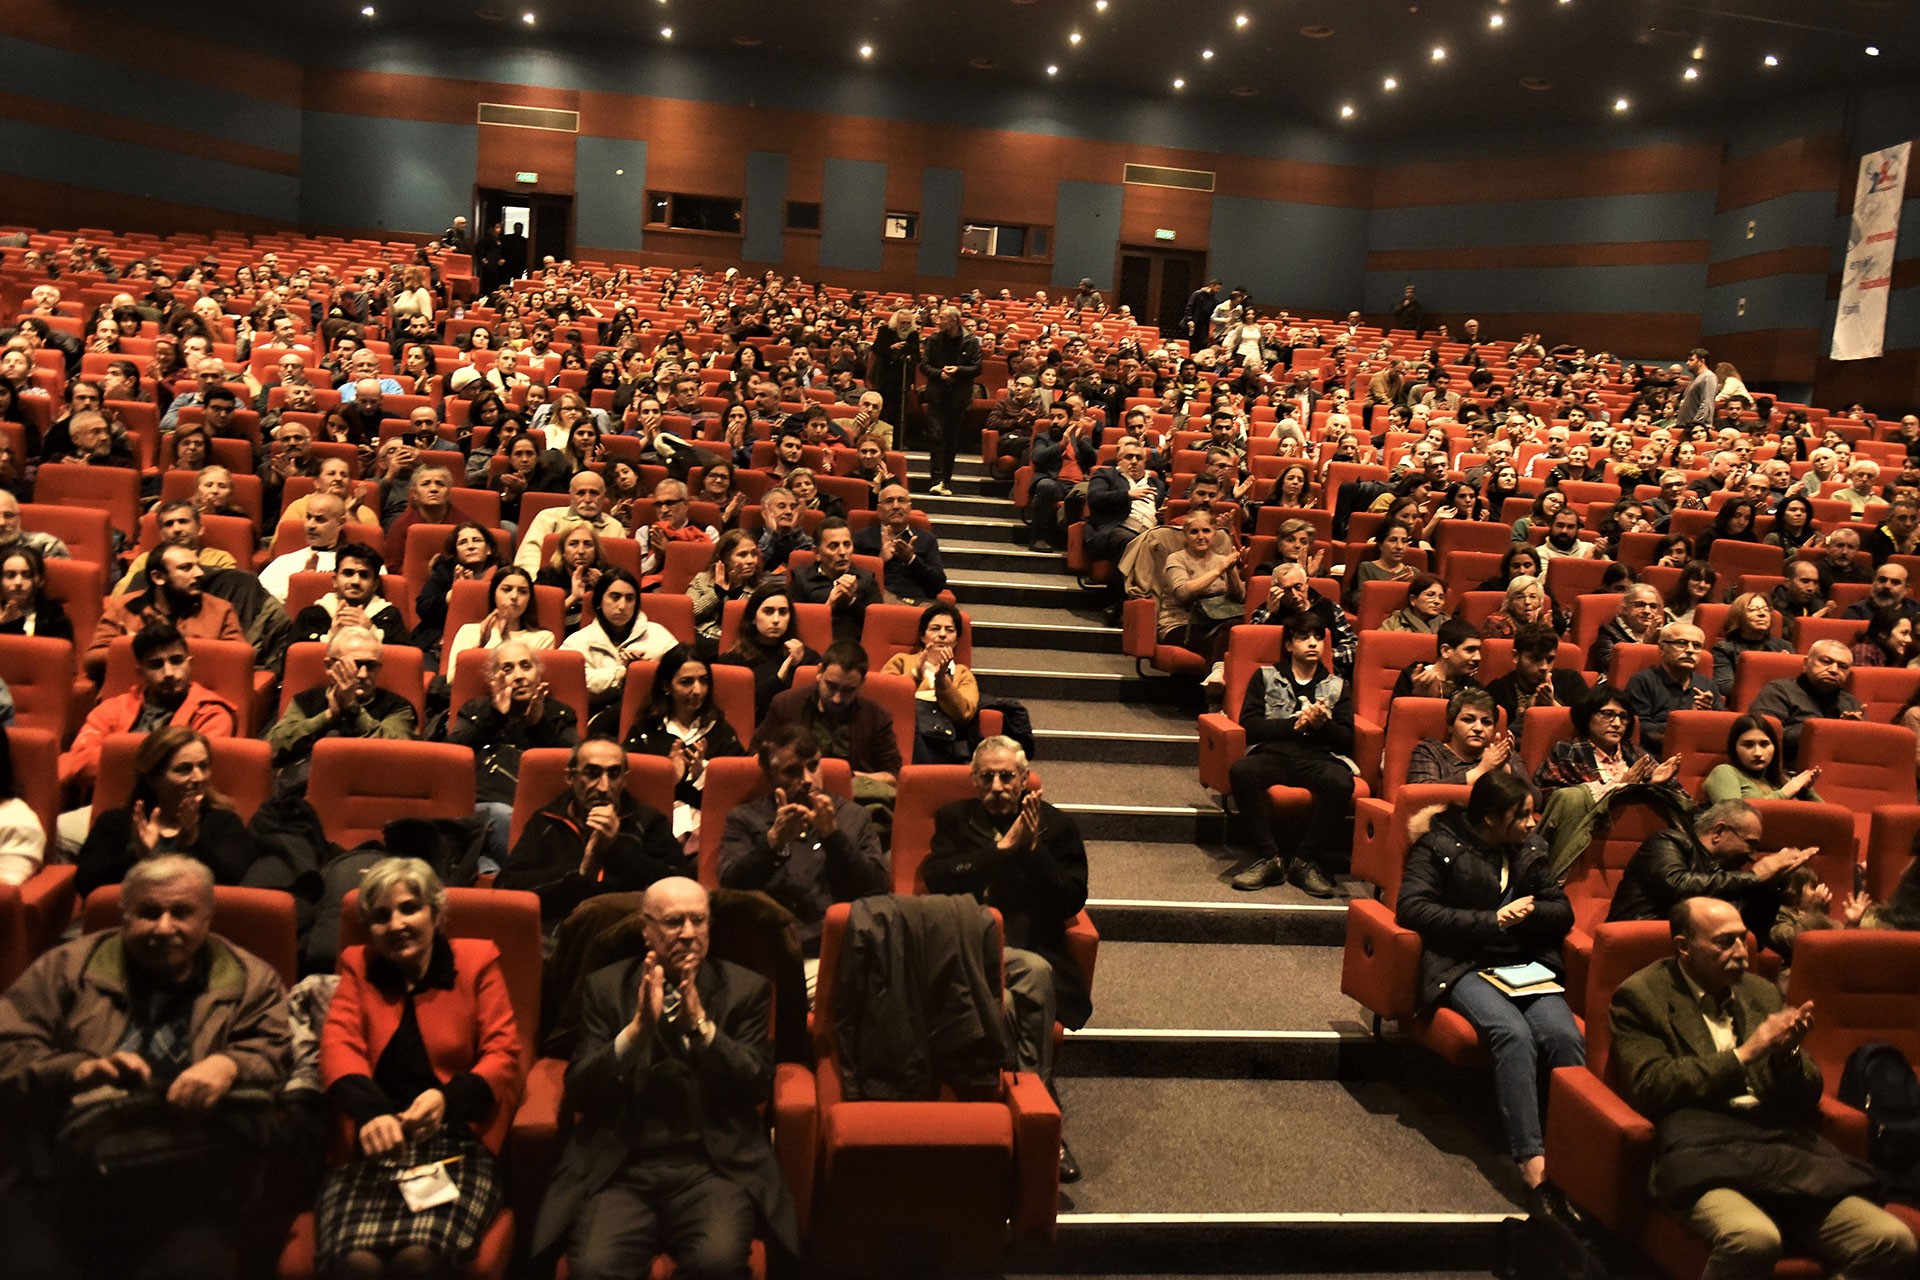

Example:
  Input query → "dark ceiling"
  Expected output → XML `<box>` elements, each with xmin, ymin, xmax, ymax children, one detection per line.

<box><xmin>129</xmin><ymin>0</ymin><xmax>1920</xmax><ymax>140</ymax></box>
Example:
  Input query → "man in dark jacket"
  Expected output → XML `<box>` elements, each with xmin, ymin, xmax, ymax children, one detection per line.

<box><xmin>850</xmin><ymin>485</ymin><xmax>947</xmax><ymax>605</ymax></box>
<box><xmin>1610</xmin><ymin>896</ymin><xmax>1914</xmax><ymax>1277</ymax></box>
<box><xmin>286</xmin><ymin>542</ymin><xmax>409</xmax><ymax>649</ymax></box>
<box><xmin>755</xmin><ymin>641</ymin><xmax>902</xmax><ymax>801</ymax></box>
<box><xmin>719</xmin><ymin>722</ymin><xmax>887</xmax><ymax>959</ymax></box>
<box><xmin>1227</xmin><ymin>612</ymin><xmax>1356</xmax><ymax>897</ymax></box>
<box><xmin>1082</xmin><ymin>435</ymin><xmax>1165</xmax><ymax>569</ymax></box>
<box><xmin>918</xmin><ymin>305</ymin><xmax>981</xmax><ymax>495</ymax></box>
<box><xmin>497</xmin><ymin>737</ymin><xmax>682</xmax><ymax>928</ymax></box>
<box><xmin>1746</xmin><ymin>641</ymin><xmax>1865</xmax><ymax>757</ymax></box>
<box><xmin>447</xmin><ymin>638</ymin><xmax>580</xmax><ymax>865</ymax></box>
<box><xmin>789</xmin><ymin>519</ymin><xmax>881</xmax><ymax>644</ymax></box>
<box><xmin>1606</xmin><ymin>799</ymin><xmax>1814</xmax><ymax>940</ymax></box>
<box><xmin>264</xmin><ymin>627</ymin><xmax>416</xmax><ymax>785</ymax></box>
<box><xmin>530</xmin><ymin>876</ymin><xmax>799</xmax><ymax>1276</ymax></box>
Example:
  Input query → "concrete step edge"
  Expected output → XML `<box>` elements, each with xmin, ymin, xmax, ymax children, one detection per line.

<box><xmin>1086</xmin><ymin>896</ymin><xmax>1344</xmax><ymax>914</ymax></box>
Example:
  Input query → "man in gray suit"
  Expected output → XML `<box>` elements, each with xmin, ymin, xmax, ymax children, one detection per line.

<box><xmin>532</xmin><ymin>877</ymin><xmax>798</xmax><ymax>1278</ymax></box>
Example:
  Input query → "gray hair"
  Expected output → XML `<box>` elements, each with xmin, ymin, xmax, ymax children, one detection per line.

<box><xmin>122</xmin><ymin>854</ymin><xmax>213</xmax><ymax>909</ymax></box>
<box><xmin>1694</xmin><ymin>799</ymin><xmax>1757</xmax><ymax>837</ymax></box>
<box><xmin>971</xmin><ymin>735</ymin><xmax>1029</xmax><ymax>772</ymax></box>
<box><xmin>326</xmin><ymin>625</ymin><xmax>382</xmax><ymax>658</ymax></box>
<box><xmin>356</xmin><ymin>856</ymin><xmax>447</xmax><ymax>925</ymax></box>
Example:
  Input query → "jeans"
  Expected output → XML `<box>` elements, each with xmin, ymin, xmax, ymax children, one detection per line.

<box><xmin>1446</xmin><ymin>971</ymin><xmax>1584</xmax><ymax>1160</ymax></box>
<box><xmin>477</xmin><ymin>800</ymin><xmax>513</xmax><ymax>870</ymax></box>
<box><xmin>1227</xmin><ymin>746</ymin><xmax>1355</xmax><ymax>868</ymax></box>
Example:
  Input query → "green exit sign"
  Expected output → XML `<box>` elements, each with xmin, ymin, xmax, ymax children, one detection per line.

<box><xmin>515</xmin><ymin>171</ymin><xmax>539</xmax><ymax>184</ymax></box>
<box><xmin>1154</xmin><ymin>228</ymin><xmax>1176</xmax><ymax>241</ymax></box>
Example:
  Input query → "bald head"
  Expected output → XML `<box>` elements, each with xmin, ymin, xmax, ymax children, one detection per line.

<box><xmin>640</xmin><ymin>875</ymin><xmax>710</xmax><ymax>980</ymax></box>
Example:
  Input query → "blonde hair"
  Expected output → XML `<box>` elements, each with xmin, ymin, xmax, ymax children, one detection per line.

<box><xmin>356</xmin><ymin>856</ymin><xmax>447</xmax><ymax>924</ymax></box>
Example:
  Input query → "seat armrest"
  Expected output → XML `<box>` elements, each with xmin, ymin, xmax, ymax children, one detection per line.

<box><xmin>1338</xmin><ymin>898</ymin><xmax>1423</xmax><ymax>1022</ymax></box>
<box><xmin>1819</xmin><ymin>1094</ymin><xmax>1869</xmax><ymax>1160</ymax></box>
<box><xmin>1349</xmin><ymin>796</ymin><xmax>1396</xmax><ymax>892</ymax></box>
<box><xmin>1062</xmin><ymin>910</ymin><xmax>1099</xmax><ymax>993</ymax></box>
<box><xmin>20</xmin><ymin>863</ymin><xmax>78</xmax><ymax>944</ymax></box>
<box><xmin>773</xmin><ymin>1061</ymin><xmax>818</xmax><ymax>1236</ymax></box>
<box><xmin>1003</xmin><ymin>1070</ymin><xmax>1061</xmax><ymax>1245</ymax></box>
<box><xmin>1196</xmin><ymin>711</ymin><xmax>1243</xmax><ymax>796</ymax></box>
<box><xmin>1545</xmin><ymin>1066</ymin><xmax>1654</xmax><ymax>1231</ymax></box>
<box><xmin>1353</xmin><ymin>718</ymin><xmax>1385</xmax><ymax>792</ymax></box>
<box><xmin>1560</xmin><ymin>929</ymin><xmax>1594</xmax><ymax>1022</ymax></box>
<box><xmin>506</xmin><ymin>1056</ymin><xmax>569</xmax><ymax>1228</ymax></box>
<box><xmin>1121</xmin><ymin>597</ymin><xmax>1156</xmax><ymax>660</ymax></box>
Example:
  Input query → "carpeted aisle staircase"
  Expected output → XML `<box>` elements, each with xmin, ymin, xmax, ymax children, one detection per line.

<box><xmin>913</xmin><ymin>451</ymin><xmax>1522</xmax><ymax>1280</ymax></box>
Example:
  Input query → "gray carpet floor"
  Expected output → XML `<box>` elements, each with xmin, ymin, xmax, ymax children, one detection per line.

<box><xmin>1054</xmin><ymin>1078</ymin><xmax>1526</xmax><ymax>1216</ymax></box>
<box><xmin>1079</xmin><ymin>943</ymin><xmax>1360</xmax><ymax>1032</ymax></box>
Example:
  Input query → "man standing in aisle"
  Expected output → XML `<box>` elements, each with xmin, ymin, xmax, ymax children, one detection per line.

<box><xmin>1677</xmin><ymin>348</ymin><xmax>1718</xmax><ymax>431</ymax></box>
<box><xmin>918</xmin><ymin>307</ymin><xmax>980</xmax><ymax>497</ymax></box>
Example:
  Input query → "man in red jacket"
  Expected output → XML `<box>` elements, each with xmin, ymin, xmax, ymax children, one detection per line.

<box><xmin>56</xmin><ymin>622</ymin><xmax>238</xmax><ymax>847</ymax></box>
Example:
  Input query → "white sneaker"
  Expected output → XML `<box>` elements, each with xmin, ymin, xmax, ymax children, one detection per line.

<box><xmin>1204</xmin><ymin>661</ymin><xmax>1226</xmax><ymax>689</ymax></box>
<box><xmin>928</xmin><ymin>481</ymin><xmax>953</xmax><ymax>496</ymax></box>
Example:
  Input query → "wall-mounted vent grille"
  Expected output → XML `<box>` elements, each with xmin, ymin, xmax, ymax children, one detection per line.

<box><xmin>1123</xmin><ymin>163</ymin><xmax>1215</xmax><ymax>192</ymax></box>
<box><xmin>477</xmin><ymin>103</ymin><xmax>580</xmax><ymax>132</ymax></box>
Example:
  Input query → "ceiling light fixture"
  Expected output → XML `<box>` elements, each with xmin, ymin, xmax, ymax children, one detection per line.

<box><xmin>520</xmin><ymin>11</ymin><xmax>535</xmax><ymax>24</ymax></box>
<box><xmin>1763</xmin><ymin>54</ymin><xmax>1778</xmax><ymax>67</ymax></box>
<box><xmin>1235</xmin><ymin>13</ymin><xmax>1250</xmax><ymax>28</ymax></box>
<box><xmin>1201</xmin><ymin>48</ymin><xmax>1214</xmax><ymax>60</ymax></box>
<box><xmin>660</xmin><ymin>25</ymin><xmax>672</xmax><ymax>37</ymax></box>
<box><xmin>1069</xmin><ymin>30</ymin><xmax>1082</xmax><ymax>43</ymax></box>
<box><xmin>1095</xmin><ymin>0</ymin><xmax>1107</xmax><ymax>9</ymax></box>
<box><xmin>1431</xmin><ymin>46</ymin><xmax>1446</xmax><ymax>61</ymax></box>
<box><xmin>1046</xmin><ymin>63</ymin><xmax>1058</xmax><ymax>75</ymax></box>
<box><xmin>1613</xmin><ymin>96</ymin><xmax>1629</xmax><ymax>112</ymax></box>
<box><xmin>1692</xmin><ymin>44</ymin><xmax>1706</xmax><ymax>61</ymax></box>
<box><xmin>1172</xmin><ymin>77</ymin><xmax>1185</xmax><ymax>89</ymax></box>
<box><xmin>1867</xmin><ymin>45</ymin><xmax>1881</xmax><ymax>57</ymax></box>
<box><xmin>1383</xmin><ymin>76</ymin><xmax>1398</xmax><ymax>90</ymax></box>
<box><xmin>859</xmin><ymin>43</ymin><xmax>873</xmax><ymax>57</ymax></box>
<box><xmin>1488</xmin><ymin>12</ymin><xmax>1505</xmax><ymax>28</ymax></box>
<box><xmin>360</xmin><ymin>4</ymin><xmax>375</xmax><ymax>14</ymax></box>
<box><xmin>1340</xmin><ymin>103</ymin><xmax>1355</xmax><ymax>119</ymax></box>
<box><xmin>1682</xmin><ymin>66</ymin><xmax>1697</xmax><ymax>80</ymax></box>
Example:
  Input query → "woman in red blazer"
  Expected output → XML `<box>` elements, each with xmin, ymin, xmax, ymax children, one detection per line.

<box><xmin>317</xmin><ymin>857</ymin><xmax>524</xmax><ymax>1279</ymax></box>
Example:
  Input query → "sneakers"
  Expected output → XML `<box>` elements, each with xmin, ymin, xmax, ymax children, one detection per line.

<box><xmin>1289</xmin><ymin>859</ymin><xmax>1338</xmax><ymax>898</ymax></box>
<box><xmin>1203</xmin><ymin>661</ymin><xmax>1226</xmax><ymax>690</ymax></box>
<box><xmin>1231</xmin><ymin>856</ymin><xmax>1287</xmax><ymax>892</ymax></box>
<box><xmin>928</xmin><ymin>481</ymin><xmax>954</xmax><ymax>496</ymax></box>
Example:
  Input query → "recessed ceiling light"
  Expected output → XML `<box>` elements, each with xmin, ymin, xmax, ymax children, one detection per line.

<box><xmin>1095</xmin><ymin>0</ymin><xmax>1107</xmax><ymax>9</ymax></box>
<box><xmin>1682</xmin><ymin>66</ymin><xmax>1698</xmax><ymax>80</ymax></box>
<box><xmin>1046</xmin><ymin>63</ymin><xmax>1058</xmax><ymax>75</ymax></box>
<box><xmin>1691</xmin><ymin>44</ymin><xmax>1706</xmax><ymax>60</ymax></box>
<box><xmin>859</xmin><ymin>43</ymin><xmax>873</xmax><ymax>57</ymax></box>
<box><xmin>520</xmin><ymin>11</ymin><xmax>535</xmax><ymax>23</ymax></box>
<box><xmin>1299</xmin><ymin>24</ymin><xmax>1335</xmax><ymax>38</ymax></box>
<box><xmin>1201</xmin><ymin>48</ymin><xmax>1214</xmax><ymax>60</ymax></box>
<box><xmin>1069</xmin><ymin>30</ymin><xmax>1082</xmax><ymax>43</ymax></box>
<box><xmin>1172</xmin><ymin>77</ymin><xmax>1185</xmax><ymax>89</ymax></box>
<box><xmin>1228</xmin><ymin>85</ymin><xmax>1258</xmax><ymax>97</ymax></box>
<box><xmin>1340</xmin><ymin>103</ymin><xmax>1355</xmax><ymax>119</ymax></box>
<box><xmin>1488</xmin><ymin>12</ymin><xmax>1504</xmax><ymax>28</ymax></box>
<box><xmin>1614</xmin><ymin>96</ymin><xmax>1630</xmax><ymax>111</ymax></box>
<box><xmin>1431</xmin><ymin>46</ymin><xmax>1446</xmax><ymax>60</ymax></box>
<box><xmin>1763</xmin><ymin>54</ymin><xmax>1778</xmax><ymax>67</ymax></box>
<box><xmin>1235</xmin><ymin>13</ymin><xmax>1250</xmax><ymax>28</ymax></box>
<box><xmin>360</xmin><ymin>4</ymin><xmax>375</xmax><ymax>14</ymax></box>
<box><xmin>660</xmin><ymin>26</ymin><xmax>672</xmax><ymax>38</ymax></box>
<box><xmin>1867</xmin><ymin>45</ymin><xmax>1881</xmax><ymax>57</ymax></box>
<box><xmin>1382</xmin><ymin>76</ymin><xmax>1398</xmax><ymax>90</ymax></box>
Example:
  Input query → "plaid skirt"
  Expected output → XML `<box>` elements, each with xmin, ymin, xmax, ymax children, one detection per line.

<box><xmin>314</xmin><ymin>1129</ymin><xmax>502</xmax><ymax>1270</ymax></box>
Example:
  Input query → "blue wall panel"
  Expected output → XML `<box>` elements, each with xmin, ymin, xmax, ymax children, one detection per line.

<box><xmin>1362</xmin><ymin>263</ymin><xmax>1708</xmax><ymax>315</ymax></box>
<box><xmin>918</xmin><ymin>167</ymin><xmax>963</xmax><ymax>280</ymax></box>
<box><xmin>0</xmin><ymin>116</ymin><xmax>297</xmax><ymax>222</ymax></box>
<box><xmin>820</xmin><ymin>158</ymin><xmax>886</xmax><ymax>272</ymax></box>
<box><xmin>1212</xmin><ymin>197</ymin><xmax>1368</xmax><ymax>313</ymax></box>
<box><xmin>1702</xmin><ymin>276</ymin><xmax>1828</xmax><ymax>334</ymax></box>
<box><xmin>0</xmin><ymin>35</ymin><xmax>301</xmax><ymax>153</ymax></box>
<box><xmin>1709</xmin><ymin>191</ymin><xmax>1838</xmax><ymax>262</ymax></box>
<box><xmin>1052</xmin><ymin>181</ymin><xmax>1123</xmax><ymax>291</ymax></box>
<box><xmin>574</xmin><ymin>136</ymin><xmax>647</xmax><ymax>252</ymax></box>
<box><xmin>1369</xmin><ymin>191</ymin><xmax>1716</xmax><ymax>251</ymax></box>
<box><xmin>742</xmin><ymin>151</ymin><xmax>789</xmax><ymax>264</ymax></box>
<box><xmin>299</xmin><ymin>113</ymin><xmax>477</xmax><ymax>232</ymax></box>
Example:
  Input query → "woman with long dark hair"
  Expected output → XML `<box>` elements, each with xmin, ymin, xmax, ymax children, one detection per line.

<box><xmin>1703</xmin><ymin>714</ymin><xmax>1820</xmax><ymax>804</ymax></box>
<box><xmin>714</xmin><ymin>582</ymin><xmax>819</xmax><ymax>719</ymax></box>
<box><xmin>622</xmin><ymin>644</ymin><xmax>747</xmax><ymax>850</ymax></box>
<box><xmin>75</xmin><ymin>725</ymin><xmax>254</xmax><ymax>894</ymax></box>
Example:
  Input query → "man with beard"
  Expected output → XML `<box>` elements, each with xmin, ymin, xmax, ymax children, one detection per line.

<box><xmin>115</xmin><ymin>501</ymin><xmax>241</xmax><ymax>593</ymax></box>
<box><xmin>1841</xmin><ymin>561</ymin><xmax>1920</xmax><ymax>626</ymax></box>
<box><xmin>86</xmin><ymin>544</ymin><xmax>244</xmax><ymax>681</ymax></box>
<box><xmin>287</xmin><ymin>542</ymin><xmax>409</xmax><ymax>648</ymax></box>
<box><xmin>58</xmin><ymin>622</ymin><xmax>238</xmax><ymax>794</ymax></box>
<box><xmin>1533</xmin><ymin>507</ymin><xmax>1596</xmax><ymax>565</ymax></box>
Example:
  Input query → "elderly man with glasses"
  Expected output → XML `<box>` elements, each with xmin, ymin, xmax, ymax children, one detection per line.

<box><xmin>1606</xmin><ymin>800</ymin><xmax>1816</xmax><ymax>942</ymax></box>
<box><xmin>1623</xmin><ymin>622</ymin><xmax>1722</xmax><ymax>754</ymax></box>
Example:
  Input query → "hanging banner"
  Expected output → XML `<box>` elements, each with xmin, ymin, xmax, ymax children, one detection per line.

<box><xmin>1832</xmin><ymin>141</ymin><xmax>1910</xmax><ymax>362</ymax></box>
